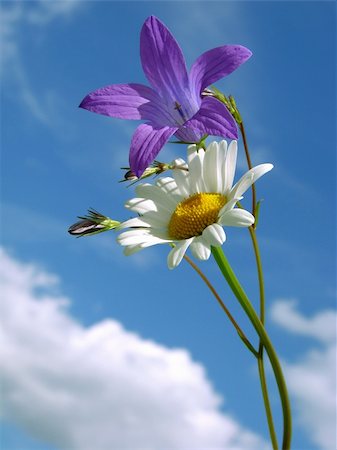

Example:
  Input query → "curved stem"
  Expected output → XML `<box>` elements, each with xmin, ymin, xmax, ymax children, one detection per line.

<box><xmin>250</xmin><ymin>224</ymin><xmax>279</xmax><ymax>449</ymax></box>
<box><xmin>238</xmin><ymin>117</ymin><xmax>279</xmax><ymax>448</ymax></box>
<box><xmin>183</xmin><ymin>254</ymin><xmax>258</xmax><ymax>358</ymax></box>
<box><xmin>239</xmin><ymin>122</ymin><xmax>256</xmax><ymax>217</ymax></box>
<box><xmin>211</xmin><ymin>246</ymin><xmax>292</xmax><ymax>450</ymax></box>
<box><xmin>258</xmin><ymin>353</ymin><xmax>279</xmax><ymax>449</ymax></box>
<box><xmin>248</xmin><ymin>227</ymin><xmax>265</xmax><ymax>322</ymax></box>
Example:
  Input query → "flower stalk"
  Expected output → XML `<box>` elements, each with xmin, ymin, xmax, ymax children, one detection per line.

<box><xmin>249</xmin><ymin>226</ymin><xmax>279</xmax><ymax>450</ymax></box>
<box><xmin>211</xmin><ymin>246</ymin><xmax>292</xmax><ymax>450</ymax></box>
<box><xmin>239</xmin><ymin>120</ymin><xmax>257</xmax><ymax>218</ymax></box>
<box><xmin>236</xmin><ymin>105</ymin><xmax>281</xmax><ymax>448</ymax></box>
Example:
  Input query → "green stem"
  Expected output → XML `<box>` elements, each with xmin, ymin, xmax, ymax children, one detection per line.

<box><xmin>239</xmin><ymin>122</ymin><xmax>256</xmax><ymax>217</ymax></box>
<box><xmin>249</xmin><ymin>227</ymin><xmax>265</xmax><ymax>322</ymax></box>
<box><xmin>183</xmin><ymin>254</ymin><xmax>258</xmax><ymax>358</ymax></box>
<box><xmin>211</xmin><ymin>246</ymin><xmax>292</xmax><ymax>450</ymax></box>
<box><xmin>249</xmin><ymin>227</ymin><xmax>279</xmax><ymax>449</ymax></box>
<box><xmin>237</xmin><ymin>116</ymin><xmax>278</xmax><ymax>448</ymax></box>
<box><xmin>258</xmin><ymin>353</ymin><xmax>279</xmax><ymax>449</ymax></box>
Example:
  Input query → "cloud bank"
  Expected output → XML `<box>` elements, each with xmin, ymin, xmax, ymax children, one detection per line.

<box><xmin>0</xmin><ymin>248</ymin><xmax>266</xmax><ymax>450</ymax></box>
<box><xmin>271</xmin><ymin>299</ymin><xmax>336</xmax><ymax>450</ymax></box>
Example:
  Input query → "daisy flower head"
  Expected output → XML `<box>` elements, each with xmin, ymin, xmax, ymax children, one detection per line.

<box><xmin>117</xmin><ymin>141</ymin><xmax>273</xmax><ymax>269</ymax></box>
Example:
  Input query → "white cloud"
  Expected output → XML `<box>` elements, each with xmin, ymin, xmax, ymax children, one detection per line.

<box><xmin>270</xmin><ymin>299</ymin><xmax>336</xmax><ymax>450</ymax></box>
<box><xmin>0</xmin><ymin>248</ymin><xmax>266</xmax><ymax>450</ymax></box>
<box><xmin>270</xmin><ymin>299</ymin><xmax>336</xmax><ymax>344</ymax></box>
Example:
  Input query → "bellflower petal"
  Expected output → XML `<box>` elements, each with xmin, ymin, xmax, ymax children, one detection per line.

<box><xmin>140</xmin><ymin>16</ymin><xmax>192</xmax><ymax>105</ymax></box>
<box><xmin>190</xmin><ymin>45</ymin><xmax>252</xmax><ymax>94</ymax></box>
<box><xmin>183</xmin><ymin>97</ymin><xmax>238</xmax><ymax>140</ymax></box>
<box><xmin>79</xmin><ymin>83</ymin><xmax>168</xmax><ymax>122</ymax></box>
<box><xmin>129</xmin><ymin>124</ymin><xmax>177</xmax><ymax>177</ymax></box>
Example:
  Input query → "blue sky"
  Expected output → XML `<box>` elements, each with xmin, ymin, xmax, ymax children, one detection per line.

<box><xmin>1</xmin><ymin>1</ymin><xmax>336</xmax><ymax>449</ymax></box>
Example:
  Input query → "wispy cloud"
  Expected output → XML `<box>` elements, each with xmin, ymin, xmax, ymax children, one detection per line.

<box><xmin>0</xmin><ymin>0</ymin><xmax>86</xmax><ymax>127</ymax></box>
<box><xmin>270</xmin><ymin>299</ymin><xmax>336</xmax><ymax>450</ymax></box>
<box><xmin>27</xmin><ymin>0</ymin><xmax>85</xmax><ymax>25</ymax></box>
<box><xmin>0</xmin><ymin>248</ymin><xmax>267</xmax><ymax>450</ymax></box>
<box><xmin>270</xmin><ymin>299</ymin><xmax>336</xmax><ymax>344</ymax></box>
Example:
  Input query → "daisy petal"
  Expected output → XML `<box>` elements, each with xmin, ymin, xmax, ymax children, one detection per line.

<box><xmin>187</xmin><ymin>144</ymin><xmax>197</xmax><ymax>165</ymax></box>
<box><xmin>141</xmin><ymin>211</ymin><xmax>172</xmax><ymax>228</ymax></box>
<box><xmin>222</xmin><ymin>140</ymin><xmax>238</xmax><ymax>193</ymax></box>
<box><xmin>156</xmin><ymin>176</ymin><xmax>184</xmax><ymax>202</ymax></box>
<box><xmin>117</xmin><ymin>231</ymin><xmax>151</xmax><ymax>246</ymax></box>
<box><xmin>123</xmin><ymin>238</ymin><xmax>171</xmax><ymax>256</ymax></box>
<box><xmin>141</xmin><ymin>236</ymin><xmax>171</xmax><ymax>245</ymax></box>
<box><xmin>188</xmin><ymin>148</ymin><xmax>205</xmax><ymax>193</ymax></box>
<box><xmin>190</xmin><ymin>45</ymin><xmax>252</xmax><ymax>95</ymax></box>
<box><xmin>169</xmin><ymin>159</ymin><xmax>189</xmax><ymax>197</ymax></box>
<box><xmin>125</xmin><ymin>198</ymin><xmax>157</xmax><ymax>214</ymax></box>
<box><xmin>219</xmin><ymin>208</ymin><xmax>255</xmax><ymax>227</ymax></box>
<box><xmin>120</xmin><ymin>217</ymin><xmax>151</xmax><ymax>228</ymax></box>
<box><xmin>230</xmin><ymin>163</ymin><xmax>274</xmax><ymax>199</ymax></box>
<box><xmin>156</xmin><ymin>176</ymin><xmax>177</xmax><ymax>192</ymax></box>
<box><xmin>118</xmin><ymin>229</ymin><xmax>170</xmax><ymax>246</ymax></box>
<box><xmin>190</xmin><ymin>237</ymin><xmax>211</xmax><ymax>261</ymax></box>
<box><xmin>124</xmin><ymin>211</ymin><xmax>170</xmax><ymax>229</ymax></box>
<box><xmin>167</xmin><ymin>239</ymin><xmax>193</xmax><ymax>269</ymax></box>
<box><xmin>219</xmin><ymin>197</ymin><xmax>241</xmax><ymax>216</ymax></box>
<box><xmin>129</xmin><ymin>124</ymin><xmax>177</xmax><ymax>177</ymax></box>
<box><xmin>136</xmin><ymin>183</ymin><xmax>177</xmax><ymax>211</ymax></box>
<box><xmin>202</xmin><ymin>224</ymin><xmax>226</xmax><ymax>247</ymax></box>
<box><xmin>203</xmin><ymin>141</ymin><xmax>224</xmax><ymax>193</ymax></box>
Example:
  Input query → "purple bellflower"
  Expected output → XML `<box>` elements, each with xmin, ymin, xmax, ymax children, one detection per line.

<box><xmin>80</xmin><ymin>16</ymin><xmax>252</xmax><ymax>177</ymax></box>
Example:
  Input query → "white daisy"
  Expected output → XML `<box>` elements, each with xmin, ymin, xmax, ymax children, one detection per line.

<box><xmin>117</xmin><ymin>140</ymin><xmax>273</xmax><ymax>269</ymax></box>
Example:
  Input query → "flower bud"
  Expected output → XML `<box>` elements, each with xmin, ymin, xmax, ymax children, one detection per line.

<box><xmin>68</xmin><ymin>209</ymin><xmax>120</xmax><ymax>237</ymax></box>
<box><xmin>120</xmin><ymin>161</ymin><xmax>170</xmax><ymax>185</ymax></box>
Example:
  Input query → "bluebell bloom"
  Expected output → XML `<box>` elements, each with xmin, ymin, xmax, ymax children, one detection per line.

<box><xmin>80</xmin><ymin>16</ymin><xmax>252</xmax><ymax>177</ymax></box>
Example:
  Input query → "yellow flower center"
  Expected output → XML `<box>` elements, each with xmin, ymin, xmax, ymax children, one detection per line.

<box><xmin>168</xmin><ymin>193</ymin><xmax>227</xmax><ymax>240</ymax></box>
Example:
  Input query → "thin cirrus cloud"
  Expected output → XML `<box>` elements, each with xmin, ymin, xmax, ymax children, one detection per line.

<box><xmin>270</xmin><ymin>299</ymin><xmax>336</xmax><ymax>450</ymax></box>
<box><xmin>0</xmin><ymin>247</ymin><xmax>267</xmax><ymax>450</ymax></box>
<box><xmin>0</xmin><ymin>0</ymin><xmax>86</xmax><ymax>127</ymax></box>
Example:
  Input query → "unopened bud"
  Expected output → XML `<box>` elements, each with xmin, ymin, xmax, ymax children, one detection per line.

<box><xmin>120</xmin><ymin>161</ymin><xmax>171</xmax><ymax>185</ymax></box>
<box><xmin>68</xmin><ymin>209</ymin><xmax>120</xmax><ymax>237</ymax></box>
